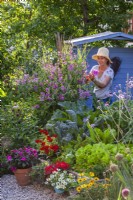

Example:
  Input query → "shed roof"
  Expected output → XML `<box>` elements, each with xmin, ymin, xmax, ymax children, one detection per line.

<box><xmin>65</xmin><ymin>31</ymin><xmax>133</xmax><ymax>46</ymax></box>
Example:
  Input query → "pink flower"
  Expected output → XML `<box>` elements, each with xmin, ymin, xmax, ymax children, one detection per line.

<box><xmin>92</xmin><ymin>69</ymin><xmax>99</xmax><ymax>76</ymax></box>
<box><xmin>21</xmin><ymin>157</ymin><xmax>27</xmax><ymax>161</ymax></box>
<box><xmin>122</xmin><ymin>188</ymin><xmax>130</xmax><ymax>199</ymax></box>
<box><xmin>10</xmin><ymin>166</ymin><xmax>17</xmax><ymax>172</ymax></box>
<box><xmin>7</xmin><ymin>155</ymin><xmax>12</xmax><ymax>161</ymax></box>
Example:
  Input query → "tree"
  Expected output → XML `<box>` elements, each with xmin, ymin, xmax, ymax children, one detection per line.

<box><xmin>1</xmin><ymin>0</ymin><xmax>133</xmax><ymax>78</ymax></box>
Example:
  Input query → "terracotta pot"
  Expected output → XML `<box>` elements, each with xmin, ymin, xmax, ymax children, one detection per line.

<box><xmin>14</xmin><ymin>168</ymin><xmax>32</xmax><ymax>186</ymax></box>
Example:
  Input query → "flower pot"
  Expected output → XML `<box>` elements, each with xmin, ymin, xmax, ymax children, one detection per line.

<box><xmin>54</xmin><ymin>187</ymin><xmax>65</xmax><ymax>194</ymax></box>
<box><xmin>14</xmin><ymin>168</ymin><xmax>32</xmax><ymax>186</ymax></box>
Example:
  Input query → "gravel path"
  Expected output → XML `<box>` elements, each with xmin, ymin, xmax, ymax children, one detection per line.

<box><xmin>1</xmin><ymin>175</ymin><xmax>69</xmax><ymax>200</ymax></box>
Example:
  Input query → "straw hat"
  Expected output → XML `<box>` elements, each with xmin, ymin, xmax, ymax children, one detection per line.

<box><xmin>92</xmin><ymin>47</ymin><xmax>112</xmax><ymax>63</ymax></box>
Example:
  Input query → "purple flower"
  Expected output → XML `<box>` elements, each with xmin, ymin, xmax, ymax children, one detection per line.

<box><xmin>83</xmin><ymin>117</ymin><xmax>89</xmax><ymax>123</ymax></box>
<box><xmin>45</xmin><ymin>88</ymin><xmax>50</xmax><ymax>93</ymax></box>
<box><xmin>122</xmin><ymin>188</ymin><xmax>130</xmax><ymax>199</ymax></box>
<box><xmin>7</xmin><ymin>155</ymin><xmax>12</xmax><ymax>161</ymax></box>
<box><xmin>33</xmin><ymin>104</ymin><xmax>40</xmax><ymax>109</ymax></box>
<box><xmin>79</xmin><ymin>89</ymin><xmax>90</xmax><ymax>99</ymax></box>
<box><xmin>21</xmin><ymin>157</ymin><xmax>27</xmax><ymax>161</ymax></box>
<box><xmin>90</xmin><ymin>124</ymin><xmax>95</xmax><ymax>128</ymax></box>
<box><xmin>61</xmin><ymin>85</ymin><xmax>66</xmax><ymax>92</ymax></box>
<box><xmin>53</xmin><ymin>83</ymin><xmax>58</xmax><ymax>89</ymax></box>
<box><xmin>10</xmin><ymin>166</ymin><xmax>17</xmax><ymax>172</ymax></box>
<box><xmin>33</xmin><ymin>85</ymin><xmax>38</xmax><ymax>91</ymax></box>
<box><xmin>92</xmin><ymin>70</ymin><xmax>99</xmax><ymax>76</ymax></box>
<box><xmin>58</xmin><ymin>94</ymin><xmax>65</xmax><ymax>101</ymax></box>
<box><xmin>32</xmin><ymin>78</ymin><xmax>39</xmax><ymax>83</ymax></box>
<box><xmin>39</xmin><ymin>82</ymin><xmax>44</xmax><ymax>87</ymax></box>
<box><xmin>68</xmin><ymin>64</ymin><xmax>74</xmax><ymax>71</ymax></box>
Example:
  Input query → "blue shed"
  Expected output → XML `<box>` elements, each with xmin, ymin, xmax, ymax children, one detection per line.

<box><xmin>65</xmin><ymin>31</ymin><xmax>133</xmax><ymax>103</ymax></box>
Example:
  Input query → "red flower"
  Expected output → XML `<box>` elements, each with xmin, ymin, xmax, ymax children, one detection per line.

<box><xmin>35</xmin><ymin>139</ymin><xmax>42</xmax><ymax>144</ymax></box>
<box><xmin>55</xmin><ymin>161</ymin><xmax>70</xmax><ymax>170</ymax></box>
<box><xmin>52</xmin><ymin>134</ymin><xmax>58</xmax><ymax>138</ymax></box>
<box><xmin>40</xmin><ymin>146</ymin><xmax>45</xmax><ymax>151</ymax></box>
<box><xmin>45</xmin><ymin>165</ymin><xmax>57</xmax><ymax>175</ymax></box>
<box><xmin>41</xmin><ymin>141</ymin><xmax>46</xmax><ymax>145</ymax></box>
<box><xmin>47</xmin><ymin>136</ymin><xmax>53</xmax><ymax>142</ymax></box>
<box><xmin>50</xmin><ymin>144</ymin><xmax>59</xmax><ymax>152</ymax></box>
<box><xmin>39</xmin><ymin>129</ymin><xmax>49</xmax><ymax>135</ymax></box>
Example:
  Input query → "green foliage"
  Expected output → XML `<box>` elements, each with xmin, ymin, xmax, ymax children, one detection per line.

<box><xmin>1</xmin><ymin>102</ymin><xmax>39</xmax><ymax>149</ymax></box>
<box><xmin>106</xmin><ymin>152</ymin><xmax>133</xmax><ymax>200</ymax></box>
<box><xmin>92</xmin><ymin>100</ymin><xmax>133</xmax><ymax>143</ymax></box>
<box><xmin>46</xmin><ymin>100</ymin><xmax>90</xmax><ymax>142</ymax></box>
<box><xmin>56</xmin><ymin>134</ymin><xmax>100</xmax><ymax>167</ymax></box>
<box><xmin>69</xmin><ymin>185</ymin><xmax>105</xmax><ymax>200</ymax></box>
<box><xmin>87</xmin><ymin>123</ymin><xmax>117</xmax><ymax>144</ymax></box>
<box><xmin>30</xmin><ymin>161</ymin><xmax>48</xmax><ymax>185</ymax></box>
<box><xmin>2</xmin><ymin>47</ymin><xmax>91</xmax><ymax>126</ymax></box>
<box><xmin>74</xmin><ymin>143</ymin><xmax>133</xmax><ymax>176</ymax></box>
<box><xmin>1</xmin><ymin>0</ymin><xmax>132</xmax><ymax>78</ymax></box>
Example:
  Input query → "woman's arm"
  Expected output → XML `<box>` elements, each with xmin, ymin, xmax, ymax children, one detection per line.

<box><xmin>93</xmin><ymin>76</ymin><xmax>111</xmax><ymax>88</ymax></box>
<box><xmin>86</xmin><ymin>73</ymin><xmax>111</xmax><ymax>88</ymax></box>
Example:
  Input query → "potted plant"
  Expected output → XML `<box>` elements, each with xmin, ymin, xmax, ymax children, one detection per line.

<box><xmin>44</xmin><ymin>161</ymin><xmax>77</xmax><ymax>194</ymax></box>
<box><xmin>6</xmin><ymin>146</ymin><xmax>39</xmax><ymax>186</ymax></box>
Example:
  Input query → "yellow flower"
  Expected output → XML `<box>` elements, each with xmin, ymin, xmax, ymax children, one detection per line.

<box><xmin>88</xmin><ymin>182</ymin><xmax>93</xmax><ymax>186</ymax></box>
<box><xmin>105</xmin><ymin>178</ymin><xmax>110</xmax><ymax>182</ymax></box>
<box><xmin>89</xmin><ymin>172</ymin><xmax>95</xmax><ymax>177</ymax></box>
<box><xmin>86</xmin><ymin>183</ymin><xmax>93</xmax><ymax>188</ymax></box>
<box><xmin>90</xmin><ymin>180</ymin><xmax>95</xmax><ymax>184</ymax></box>
<box><xmin>83</xmin><ymin>177</ymin><xmax>87</xmax><ymax>181</ymax></box>
<box><xmin>76</xmin><ymin>186</ymin><xmax>82</xmax><ymax>192</ymax></box>
<box><xmin>77</xmin><ymin>178</ymin><xmax>84</xmax><ymax>183</ymax></box>
<box><xmin>94</xmin><ymin>177</ymin><xmax>99</xmax><ymax>181</ymax></box>
<box><xmin>81</xmin><ymin>184</ymin><xmax>87</xmax><ymax>188</ymax></box>
<box><xmin>102</xmin><ymin>184</ymin><xmax>111</xmax><ymax>188</ymax></box>
<box><xmin>79</xmin><ymin>173</ymin><xmax>84</xmax><ymax>176</ymax></box>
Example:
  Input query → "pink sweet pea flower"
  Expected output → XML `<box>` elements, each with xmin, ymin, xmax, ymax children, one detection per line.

<box><xmin>92</xmin><ymin>69</ymin><xmax>99</xmax><ymax>76</ymax></box>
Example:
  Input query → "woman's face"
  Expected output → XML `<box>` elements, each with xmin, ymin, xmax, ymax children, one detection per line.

<box><xmin>97</xmin><ymin>56</ymin><xmax>109</xmax><ymax>66</ymax></box>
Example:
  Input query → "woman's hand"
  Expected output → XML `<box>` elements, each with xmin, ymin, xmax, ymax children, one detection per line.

<box><xmin>85</xmin><ymin>73</ymin><xmax>95</xmax><ymax>82</ymax></box>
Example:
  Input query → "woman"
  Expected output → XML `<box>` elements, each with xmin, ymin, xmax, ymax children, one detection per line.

<box><xmin>85</xmin><ymin>47</ymin><xmax>121</xmax><ymax>109</ymax></box>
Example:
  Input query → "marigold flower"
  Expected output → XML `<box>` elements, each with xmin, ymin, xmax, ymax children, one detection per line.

<box><xmin>76</xmin><ymin>186</ymin><xmax>81</xmax><ymax>192</ymax></box>
<box><xmin>89</xmin><ymin>172</ymin><xmax>95</xmax><ymax>177</ymax></box>
<box><xmin>103</xmin><ymin>184</ymin><xmax>111</xmax><ymax>188</ymax></box>
<box><xmin>86</xmin><ymin>183</ymin><xmax>93</xmax><ymax>188</ymax></box>
<box><xmin>79</xmin><ymin>173</ymin><xmax>84</xmax><ymax>176</ymax></box>
<box><xmin>90</xmin><ymin>180</ymin><xmax>95</xmax><ymax>184</ymax></box>
<box><xmin>77</xmin><ymin>178</ymin><xmax>84</xmax><ymax>183</ymax></box>
<box><xmin>94</xmin><ymin>177</ymin><xmax>99</xmax><ymax>181</ymax></box>
<box><xmin>81</xmin><ymin>184</ymin><xmax>87</xmax><ymax>188</ymax></box>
